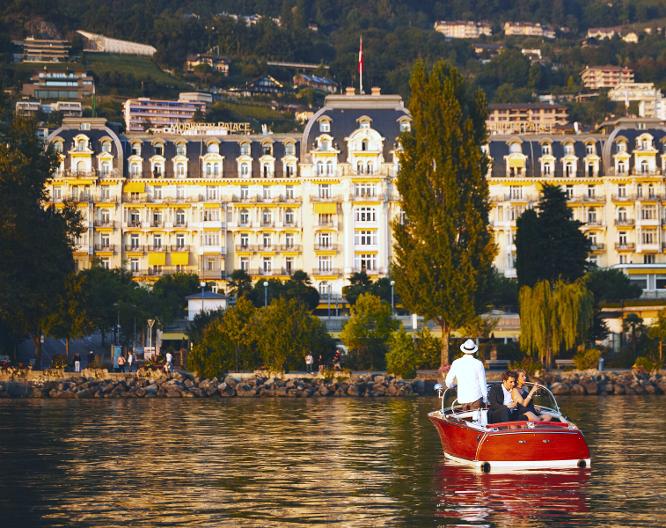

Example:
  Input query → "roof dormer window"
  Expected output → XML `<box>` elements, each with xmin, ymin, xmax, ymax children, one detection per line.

<box><xmin>399</xmin><ymin>120</ymin><xmax>411</xmax><ymax>132</ymax></box>
<box><xmin>319</xmin><ymin>120</ymin><xmax>330</xmax><ymax>133</ymax></box>
<box><xmin>262</xmin><ymin>143</ymin><xmax>273</xmax><ymax>156</ymax></box>
<box><xmin>509</xmin><ymin>142</ymin><xmax>522</xmax><ymax>154</ymax></box>
<box><xmin>240</xmin><ymin>143</ymin><xmax>251</xmax><ymax>156</ymax></box>
<box><xmin>541</xmin><ymin>144</ymin><xmax>550</xmax><ymax>155</ymax></box>
<box><xmin>176</xmin><ymin>143</ymin><xmax>186</xmax><ymax>156</ymax></box>
<box><xmin>154</xmin><ymin>144</ymin><xmax>164</xmax><ymax>157</ymax></box>
<box><xmin>586</xmin><ymin>144</ymin><xmax>595</xmax><ymax>155</ymax></box>
<box><xmin>207</xmin><ymin>142</ymin><xmax>219</xmax><ymax>154</ymax></box>
<box><xmin>285</xmin><ymin>142</ymin><xmax>295</xmax><ymax>156</ymax></box>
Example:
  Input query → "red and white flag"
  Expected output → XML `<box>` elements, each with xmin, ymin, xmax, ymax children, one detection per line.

<box><xmin>358</xmin><ymin>35</ymin><xmax>364</xmax><ymax>94</ymax></box>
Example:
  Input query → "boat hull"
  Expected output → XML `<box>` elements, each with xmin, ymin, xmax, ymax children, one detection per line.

<box><xmin>429</xmin><ymin>411</ymin><xmax>591</xmax><ymax>470</ymax></box>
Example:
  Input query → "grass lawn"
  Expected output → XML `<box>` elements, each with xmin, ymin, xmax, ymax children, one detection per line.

<box><xmin>81</xmin><ymin>53</ymin><xmax>188</xmax><ymax>88</ymax></box>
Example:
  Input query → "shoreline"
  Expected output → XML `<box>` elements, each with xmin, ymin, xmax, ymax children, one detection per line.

<box><xmin>0</xmin><ymin>369</ymin><xmax>664</xmax><ymax>399</ymax></box>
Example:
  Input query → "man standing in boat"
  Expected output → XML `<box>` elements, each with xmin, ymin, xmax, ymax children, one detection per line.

<box><xmin>444</xmin><ymin>339</ymin><xmax>488</xmax><ymax>411</ymax></box>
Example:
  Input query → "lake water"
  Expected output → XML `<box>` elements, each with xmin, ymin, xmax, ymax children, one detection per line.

<box><xmin>0</xmin><ymin>396</ymin><xmax>664</xmax><ymax>527</ymax></box>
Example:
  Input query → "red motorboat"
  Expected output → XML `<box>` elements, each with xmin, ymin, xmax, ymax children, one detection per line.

<box><xmin>429</xmin><ymin>382</ymin><xmax>591</xmax><ymax>472</ymax></box>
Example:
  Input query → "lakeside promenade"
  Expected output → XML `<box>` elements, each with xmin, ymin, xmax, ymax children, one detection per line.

<box><xmin>0</xmin><ymin>368</ymin><xmax>664</xmax><ymax>399</ymax></box>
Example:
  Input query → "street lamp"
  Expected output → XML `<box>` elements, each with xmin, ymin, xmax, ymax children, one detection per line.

<box><xmin>263</xmin><ymin>281</ymin><xmax>269</xmax><ymax>307</ymax></box>
<box><xmin>200</xmin><ymin>281</ymin><xmax>206</xmax><ymax>315</ymax></box>
<box><xmin>390</xmin><ymin>280</ymin><xmax>395</xmax><ymax>317</ymax></box>
<box><xmin>147</xmin><ymin>318</ymin><xmax>155</xmax><ymax>359</ymax></box>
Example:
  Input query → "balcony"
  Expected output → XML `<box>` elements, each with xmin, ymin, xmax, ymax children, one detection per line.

<box><xmin>614</xmin><ymin>219</ymin><xmax>635</xmax><ymax>227</ymax></box>
<box><xmin>636</xmin><ymin>194</ymin><xmax>663</xmax><ymax>202</ymax></box>
<box><xmin>169</xmin><ymin>245</ymin><xmax>190</xmax><ymax>252</ymax></box>
<box><xmin>311</xmin><ymin>268</ymin><xmax>342</xmax><ymax>276</ymax></box>
<box><xmin>201</xmin><ymin>269</ymin><xmax>224</xmax><ymax>279</ymax></box>
<box><xmin>610</xmin><ymin>194</ymin><xmax>636</xmax><ymax>202</ymax></box>
<box><xmin>259</xmin><ymin>221</ymin><xmax>275</xmax><ymax>228</ymax></box>
<box><xmin>279</xmin><ymin>244</ymin><xmax>302</xmax><ymax>252</ymax></box>
<box><xmin>147</xmin><ymin>245</ymin><xmax>166</xmax><ymax>252</ymax></box>
<box><xmin>173</xmin><ymin>221</ymin><xmax>188</xmax><ymax>228</ymax></box>
<box><xmin>94</xmin><ymin>244</ymin><xmax>117</xmax><ymax>253</ymax></box>
<box><xmin>127</xmin><ymin>220</ymin><xmax>142</xmax><ymax>228</ymax></box>
<box><xmin>584</xmin><ymin>220</ymin><xmax>603</xmax><ymax>228</ymax></box>
<box><xmin>150</xmin><ymin>221</ymin><xmax>164</xmax><ymax>228</ymax></box>
<box><xmin>247</xmin><ymin>268</ymin><xmax>291</xmax><ymax>277</ymax></box>
<box><xmin>123</xmin><ymin>194</ymin><xmax>146</xmax><ymax>203</ymax></box>
<box><xmin>124</xmin><ymin>244</ymin><xmax>145</xmax><ymax>252</ymax></box>
<box><xmin>93</xmin><ymin>219</ymin><xmax>116</xmax><ymax>228</ymax></box>
<box><xmin>235</xmin><ymin>244</ymin><xmax>256</xmax><ymax>252</ymax></box>
<box><xmin>315</xmin><ymin>220</ymin><xmax>337</xmax><ymax>228</ymax></box>
<box><xmin>590</xmin><ymin>243</ymin><xmax>606</xmax><ymax>252</ymax></box>
<box><xmin>311</xmin><ymin>194</ymin><xmax>343</xmax><ymax>202</ymax></box>
<box><xmin>314</xmin><ymin>243</ymin><xmax>339</xmax><ymax>251</ymax></box>
<box><xmin>615</xmin><ymin>243</ymin><xmax>636</xmax><ymax>251</ymax></box>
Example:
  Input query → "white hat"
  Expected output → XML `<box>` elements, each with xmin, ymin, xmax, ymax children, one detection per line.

<box><xmin>460</xmin><ymin>339</ymin><xmax>478</xmax><ymax>354</ymax></box>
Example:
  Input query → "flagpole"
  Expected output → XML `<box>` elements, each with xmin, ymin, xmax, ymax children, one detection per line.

<box><xmin>358</xmin><ymin>35</ymin><xmax>364</xmax><ymax>95</ymax></box>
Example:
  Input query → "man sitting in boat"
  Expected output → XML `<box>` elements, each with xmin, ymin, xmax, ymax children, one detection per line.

<box><xmin>444</xmin><ymin>339</ymin><xmax>487</xmax><ymax>411</ymax></box>
<box><xmin>487</xmin><ymin>370</ymin><xmax>520</xmax><ymax>423</ymax></box>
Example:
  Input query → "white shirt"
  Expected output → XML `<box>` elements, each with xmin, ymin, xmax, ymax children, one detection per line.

<box><xmin>501</xmin><ymin>385</ymin><xmax>513</xmax><ymax>406</ymax></box>
<box><xmin>166</xmin><ymin>352</ymin><xmax>173</xmax><ymax>363</ymax></box>
<box><xmin>445</xmin><ymin>354</ymin><xmax>488</xmax><ymax>404</ymax></box>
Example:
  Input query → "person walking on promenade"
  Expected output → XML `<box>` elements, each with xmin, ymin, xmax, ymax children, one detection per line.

<box><xmin>74</xmin><ymin>354</ymin><xmax>81</xmax><ymax>373</ymax></box>
<box><xmin>117</xmin><ymin>353</ymin><xmax>126</xmax><ymax>373</ymax></box>
<box><xmin>305</xmin><ymin>353</ymin><xmax>314</xmax><ymax>374</ymax></box>
<box><xmin>445</xmin><ymin>339</ymin><xmax>488</xmax><ymax>411</ymax></box>
<box><xmin>127</xmin><ymin>351</ymin><xmax>135</xmax><ymax>373</ymax></box>
<box><xmin>165</xmin><ymin>350</ymin><xmax>174</xmax><ymax>374</ymax></box>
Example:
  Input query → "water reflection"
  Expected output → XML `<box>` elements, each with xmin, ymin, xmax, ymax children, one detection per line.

<box><xmin>434</xmin><ymin>463</ymin><xmax>590</xmax><ymax>526</ymax></box>
<box><xmin>0</xmin><ymin>397</ymin><xmax>664</xmax><ymax>527</ymax></box>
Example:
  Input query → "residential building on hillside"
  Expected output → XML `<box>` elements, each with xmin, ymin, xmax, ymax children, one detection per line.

<box><xmin>487</xmin><ymin>103</ymin><xmax>569</xmax><ymax>135</ymax></box>
<box><xmin>21</xmin><ymin>37</ymin><xmax>70</xmax><ymax>62</ymax></box>
<box><xmin>238</xmin><ymin>75</ymin><xmax>289</xmax><ymax>97</ymax></box>
<box><xmin>581</xmin><ymin>66</ymin><xmax>634</xmax><ymax>90</ymax></box>
<box><xmin>503</xmin><ymin>22</ymin><xmax>555</xmax><ymax>39</ymax></box>
<box><xmin>76</xmin><ymin>30</ymin><xmax>156</xmax><ymax>56</ymax></box>
<box><xmin>586</xmin><ymin>27</ymin><xmax>619</xmax><ymax>40</ymax></box>
<box><xmin>123</xmin><ymin>97</ymin><xmax>207</xmax><ymax>132</ymax></box>
<box><xmin>44</xmin><ymin>94</ymin><xmax>666</xmax><ymax>300</ymax></box>
<box><xmin>184</xmin><ymin>53</ymin><xmax>230</xmax><ymax>75</ymax></box>
<box><xmin>434</xmin><ymin>20</ymin><xmax>492</xmax><ymax>39</ymax></box>
<box><xmin>608</xmin><ymin>83</ymin><xmax>664</xmax><ymax>119</ymax></box>
<box><xmin>293</xmin><ymin>73</ymin><xmax>337</xmax><ymax>93</ymax></box>
<box><xmin>22</xmin><ymin>70</ymin><xmax>94</xmax><ymax>100</ymax></box>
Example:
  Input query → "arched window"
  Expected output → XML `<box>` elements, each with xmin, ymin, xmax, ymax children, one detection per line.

<box><xmin>207</xmin><ymin>143</ymin><xmax>219</xmax><ymax>154</ymax></box>
<box><xmin>326</xmin><ymin>161</ymin><xmax>333</xmax><ymax>175</ymax></box>
<box><xmin>130</xmin><ymin>163</ymin><xmax>140</xmax><ymax>176</ymax></box>
<box><xmin>176</xmin><ymin>163</ymin><xmax>185</xmax><ymax>178</ymax></box>
<box><xmin>366</xmin><ymin>162</ymin><xmax>373</xmax><ymax>175</ymax></box>
<box><xmin>617</xmin><ymin>207</ymin><xmax>627</xmax><ymax>221</ymax></box>
<box><xmin>316</xmin><ymin>161</ymin><xmax>324</xmax><ymax>176</ymax></box>
<box><xmin>76</xmin><ymin>160</ymin><xmax>85</xmax><ymax>173</ymax></box>
<box><xmin>641</xmin><ymin>160</ymin><xmax>649</xmax><ymax>174</ymax></box>
<box><xmin>100</xmin><ymin>162</ymin><xmax>110</xmax><ymax>176</ymax></box>
<box><xmin>241</xmin><ymin>163</ymin><xmax>249</xmax><ymax>177</ymax></box>
<box><xmin>357</xmin><ymin>162</ymin><xmax>363</xmax><ymax>174</ymax></box>
<box><xmin>213</xmin><ymin>163</ymin><xmax>220</xmax><ymax>176</ymax></box>
<box><xmin>361</xmin><ymin>139</ymin><xmax>368</xmax><ymax>151</ymax></box>
<box><xmin>206</xmin><ymin>163</ymin><xmax>212</xmax><ymax>176</ymax></box>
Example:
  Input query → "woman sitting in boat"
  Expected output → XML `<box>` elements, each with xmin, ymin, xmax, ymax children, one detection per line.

<box><xmin>513</xmin><ymin>369</ymin><xmax>553</xmax><ymax>422</ymax></box>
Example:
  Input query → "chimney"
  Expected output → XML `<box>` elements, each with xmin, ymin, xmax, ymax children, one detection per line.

<box><xmin>345</xmin><ymin>86</ymin><xmax>356</xmax><ymax>96</ymax></box>
<box><xmin>371</xmin><ymin>86</ymin><xmax>381</xmax><ymax>96</ymax></box>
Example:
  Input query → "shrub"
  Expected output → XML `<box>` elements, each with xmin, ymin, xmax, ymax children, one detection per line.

<box><xmin>510</xmin><ymin>355</ymin><xmax>543</xmax><ymax>376</ymax></box>
<box><xmin>573</xmin><ymin>348</ymin><xmax>601</xmax><ymax>370</ymax></box>
<box><xmin>386</xmin><ymin>328</ymin><xmax>419</xmax><ymax>379</ymax></box>
<box><xmin>633</xmin><ymin>356</ymin><xmax>660</xmax><ymax>373</ymax></box>
<box><xmin>51</xmin><ymin>354</ymin><xmax>68</xmax><ymax>369</ymax></box>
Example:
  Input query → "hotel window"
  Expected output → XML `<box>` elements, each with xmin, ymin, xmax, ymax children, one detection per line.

<box><xmin>641</xmin><ymin>160</ymin><xmax>649</xmax><ymax>174</ymax></box>
<box><xmin>239</xmin><ymin>210</ymin><xmax>249</xmax><ymax>225</ymax></box>
<box><xmin>588</xmin><ymin>233</ymin><xmax>597</xmax><ymax>246</ymax></box>
<box><xmin>205</xmin><ymin>258</ymin><xmax>217</xmax><ymax>272</ymax></box>
<box><xmin>262</xmin><ymin>144</ymin><xmax>273</xmax><ymax>156</ymax></box>
<box><xmin>240</xmin><ymin>163</ymin><xmax>250</xmax><ymax>177</ymax></box>
<box><xmin>319</xmin><ymin>121</ymin><xmax>330</xmax><ymax>133</ymax></box>
<box><xmin>153</xmin><ymin>187</ymin><xmax>162</xmax><ymax>200</ymax></box>
<box><xmin>648</xmin><ymin>184</ymin><xmax>655</xmax><ymax>198</ymax></box>
<box><xmin>319</xmin><ymin>184</ymin><xmax>331</xmax><ymax>199</ymax></box>
<box><xmin>355</xmin><ymin>207</ymin><xmax>376</xmax><ymax>222</ymax></box>
<box><xmin>263</xmin><ymin>233</ymin><xmax>272</xmax><ymax>248</ymax></box>
<box><xmin>100</xmin><ymin>234</ymin><xmax>109</xmax><ymax>248</ymax></box>
<box><xmin>617</xmin><ymin>161</ymin><xmax>626</xmax><ymax>174</ymax></box>
<box><xmin>128</xmin><ymin>211</ymin><xmax>140</xmax><ymax>227</ymax></box>
<box><xmin>240</xmin><ymin>186</ymin><xmax>249</xmax><ymax>199</ymax></box>
<box><xmin>100</xmin><ymin>161</ymin><xmax>111</xmax><ymax>176</ymax></box>
<box><xmin>129</xmin><ymin>234</ymin><xmax>140</xmax><ymax>249</ymax></box>
<box><xmin>262</xmin><ymin>163</ymin><xmax>272</xmax><ymax>178</ymax></box>
<box><xmin>76</xmin><ymin>138</ymin><xmax>87</xmax><ymax>151</ymax></box>
<box><xmin>586</xmin><ymin>144</ymin><xmax>595</xmax><ymax>155</ymax></box>
<box><xmin>240</xmin><ymin>143</ymin><xmax>251</xmax><ymax>156</ymax></box>
<box><xmin>619</xmin><ymin>232</ymin><xmax>627</xmax><ymax>245</ymax></box>
<box><xmin>565</xmin><ymin>162</ymin><xmax>574</xmax><ymax>177</ymax></box>
<box><xmin>318</xmin><ymin>256</ymin><xmax>332</xmax><ymax>272</ymax></box>
<box><xmin>618</xmin><ymin>184</ymin><xmax>626</xmax><ymax>197</ymax></box>
<box><xmin>326</xmin><ymin>160</ymin><xmax>334</xmax><ymax>175</ymax></box>
<box><xmin>240</xmin><ymin>233</ymin><xmax>249</xmax><ymax>248</ymax></box>
<box><xmin>101</xmin><ymin>141</ymin><xmax>112</xmax><ymax>154</ymax></box>
<box><xmin>262</xmin><ymin>210</ymin><xmax>272</xmax><ymax>226</ymax></box>
<box><xmin>285</xmin><ymin>233</ymin><xmax>294</xmax><ymax>248</ymax></box>
<box><xmin>284</xmin><ymin>209</ymin><xmax>294</xmax><ymax>225</ymax></box>
<box><xmin>541</xmin><ymin>144</ymin><xmax>550</xmax><ymax>155</ymax></box>
<box><xmin>100</xmin><ymin>209</ymin><xmax>110</xmax><ymax>225</ymax></box>
<box><xmin>263</xmin><ymin>257</ymin><xmax>272</xmax><ymax>274</ymax></box>
<box><xmin>152</xmin><ymin>163</ymin><xmax>163</xmax><ymax>177</ymax></box>
<box><xmin>587</xmin><ymin>185</ymin><xmax>595</xmax><ymax>198</ymax></box>
<box><xmin>131</xmin><ymin>143</ymin><xmax>141</xmax><ymax>156</ymax></box>
<box><xmin>152</xmin><ymin>211</ymin><xmax>162</xmax><ymax>227</ymax></box>
<box><xmin>617</xmin><ymin>208</ymin><xmax>627</xmax><ymax>221</ymax></box>
<box><xmin>355</xmin><ymin>253</ymin><xmax>376</xmax><ymax>271</ymax></box>
<box><xmin>240</xmin><ymin>257</ymin><xmax>249</xmax><ymax>271</ymax></box>
<box><xmin>564</xmin><ymin>185</ymin><xmax>573</xmax><ymax>199</ymax></box>
<box><xmin>176</xmin><ymin>186</ymin><xmax>185</xmax><ymax>200</ymax></box>
<box><xmin>207</xmin><ymin>143</ymin><xmax>219</xmax><ymax>154</ymax></box>
<box><xmin>285</xmin><ymin>142</ymin><xmax>295</xmax><ymax>156</ymax></box>
<box><xmin>619</xmin><ymin>255</ymin><xmax>628</xmax><ymax>264</ymax></box>
<box><xmin>618</xmin><ymin>142</ymin><xmax>627</xmax><ymax>153</ymax></box>
<box><xmin>263</xmin><ymin>187</ymin><xmax>271</xmax><ymax>200</ymax></box>
<box><xmin>587</xmin><ymin>208</ymin><xmax>597</xmax><ymax>223</ymax></box>
<box><xmin>130</xmin><ymin>163</ymin><xmax>140</xmax><ymax>177</ymax></box>
<box><xmin>642</xmin><ymin>206</ymin><xmax>657</xmax><ymax>220</ymax></box>
<box><xmin>176</xmin><ymin>143</ymin><xmax>186</xmax><ymax>156</ymax></box>
<box><xmin>176</xmin><ymin>162</ymin><xmax>185</xmax><ymax>178</ymax></box>
<box><xmin>206</xmin><ymin>186</ymin><xmax>218</xmax><ymax>200</ymax></box>
<box><xmin>100</xmin><ymin>258</ymin><xmax>110</xmax><ymax>270</ymax></box>
<box><xmin>318</xmin><ymin>232</ymin><xmax>331</xmax><ymax>248</ymax></box>
<box><xmin>355</xmin><ymin>183</ymin><xmax>376</xmax><ymax>198</ymax></box>
<box><xmin>153</xmin><ymin>234</ymin><xmax>162</xmax><ymax>249</ymax></box>
<box><xmin>175</xmin><ymin>209</ymin><xmax>186</xmax><ymax>226</ymax></box>
<box><xmin>564</xmin><ymin>144</ymin><xmax>574</xmax><ymax>155</ymax></box>
<box><xmin>203</xmin><ymin>209</ymin><xmax>219</xmax><ymax>222</ymax></box>
<box><xmin>318</xmin><ymin>213</ymin><xmax>332</xmax><ymax>226</ymax></box>
<box><xmin>316</xmin><ymin>161</ymin><xmax>324</xmax><ymax>176</ymax></box>
<box><xmin>154</xmin><ymin>144</ymin><xmax>164</xmax><ymax>156</ymax></box>
<box><xmin>637</xmin><ymin>184</ymin><xmax>643</xmax><ymax>198</ymax></box>
<box><xmin>285</xmin><ymin>186</ymin><xmax>294</xmax><ymax>199</ymax></box>
<box><xmin>285</xmin><ymin>257</ymin><xmax>293</xmax><ymax>275</ymax></box>
<box><xmin>509</xmin><ymin>186</ymin><xmax>522</xmax><ymax>200</ymax></box>
<box><xmin>176</xmin><ymin>234</ymin><xmax>185</xmax><ymax>248</ymax></box>
<box><xmin>130</xmin><ymin>258</ymin><xmax>139</xmax><ymax>272</ymax></box>
<box><xmin>642</xmin><ymin>231</ymin><xmax>656</xmax><ymax>244</ymax></box>
<box><xmin>204</xmin><ymin>233</ymin><xmax>219</xmax><ymax>246</ymax></box>
<box><xmin>644</xmin><ymin>254</ymin><xmax>655</xmax><ymax>264</ymax></box>
<box><xmin>355</xmin><ymin>230</ymin><xmax>376</xmax><ymax>246</ymax></box>
<box><xmin>543</xmin><ymin>162</ymin><xmax>551</xmax><ymax>176</ymax></box>
<box><xmin>285</xmin><ymin>163</ymin><xmax>295</xmax><ymax>177</ymax></box>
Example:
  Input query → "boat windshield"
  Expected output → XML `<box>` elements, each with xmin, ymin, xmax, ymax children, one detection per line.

<box><xmin>438</xmin><ymin>382</ymin><xmax>561</xmax><ymax>416</ymax></box>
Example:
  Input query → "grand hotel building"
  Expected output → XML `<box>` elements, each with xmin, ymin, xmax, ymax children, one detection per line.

<box><xmin>46</xmin><ymin>91</ymin><xmax>666</xmax><ymax>299</ymax></box>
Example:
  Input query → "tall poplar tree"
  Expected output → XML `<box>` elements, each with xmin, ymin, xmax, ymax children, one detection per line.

<box><xmin>392</xmin><ymin>61</ymin><xmax>495</xmax><ymax>367</ymax></box>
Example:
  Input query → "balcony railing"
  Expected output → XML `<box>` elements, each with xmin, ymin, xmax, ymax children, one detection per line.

<box><xmin>314</xmin><ymin>243</ymin><xmax>339</xmax><ymax>251</ymax></box>
<box><xmin>279</xmin><ymin>244</ymin><xmax>302</xmax><ymax>252</ymax></box>
<box><xmin>610</xmin><ymin>194</ymin><xmax>636</xmax><ymax>201</ymax></box>
<box><xmin>247</xmin><ymin>268</ymin><xmax>292</xmax><ymax>277</ymax></box>
<box><xmin>94</xmin><ymin>244</ymin><xmax>117</xmax><ymax>252</ymax></box>
<box><xmin>93</xmin><ymin>219</ymin><xmax>116</xmax><ymax>228</ymax></box>
<box><xmin>311</xmin><ymin>195</ymin><xmax>343</xmax><ymax>202</ymax></box>
<box><xmin>590</xmin><ymin>243</ymin><xmax>606</xmax><ymax>251</ymax></box>
<box><xmin>127</xmin><ymin>221</ymin><xmax>142</xmax><ymax>228</ymax></box>
<box><xmin>147</xmin><ymin>245</ymin><xmax>166</xmax><ymax>252</ymax></box>
<box><xmin>124</xmin><ymin>244</ymin><xmax>145</xmax><ymax>252</ymax></box>
<box><xmin>169</xmin><ymin>245</ymin><xmax>190</xmax><ymax>252</ymax></box>
<box><xmin>311</xmin><ymin>268</ymin><xmax>342</xmax><ymax>276</ymax></box>
<box><xmin>615</xmin><ymin>243</ymin><xmax>636</xmax><ymax>251</ymax></box>
<box><xmin>614</xmin><ymin>219</ymin><xmax>635</xmax><ymax>226</ymax></box>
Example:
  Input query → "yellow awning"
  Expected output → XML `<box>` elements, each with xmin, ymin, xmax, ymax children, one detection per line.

<box><xmin>148</xmin><ymin>252</ymin><xmax>166</xmax><ymax>266</ymax></box>
<box><xmin>314</xmin><ymin>203</ymin><xmax>337</xmax><ymax>214</ymax></box>
<box><xmin>124</xmin><ymin>181</ymin><xmax>145</xmax><ymax>193</ymax></box>
<box><xmin>170</xmin><ymin>252</ymin><xmax>189</xmax><ymax>266</ymax></box>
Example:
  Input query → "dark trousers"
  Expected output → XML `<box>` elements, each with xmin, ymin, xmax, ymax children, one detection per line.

<box><xmin>488</xmin><ymin>406</ymin><xmax>516</xmax><ymax>424</ymax></box>
<box><xmin>461</xmin><ymin>398</ymin><xmax>483</xmax><ymax>411</ymax></box>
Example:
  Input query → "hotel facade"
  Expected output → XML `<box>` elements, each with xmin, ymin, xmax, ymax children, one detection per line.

<box><xmin>45</xmin><ymin>92</ymin><xmax>666</xmax><ymax>298</ymax></box>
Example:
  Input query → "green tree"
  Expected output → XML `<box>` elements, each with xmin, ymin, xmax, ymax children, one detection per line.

<box><xmin>227</xmin><ymin>269</ymin><xmax>253</xmax><ymax>300</ymax></box>
<box><xmin>0</xmin><ymin>119</ymin><xmax>82</xmax><ymax>366</ymax></box>
<box><xmin>414</xmin><ymin>327</ymin><xmax>442</xmax><ymax>369</ymax></box>
<box><xmin>386</xmin><ymin>327</ymin><xmax>419</xmax><ymax>378</ymax></box>
<box><xmin>219</xmin><ymin>297</ymin><xmax>258</xmax><ymax>372</ymax></box>
<box><xmin>647</xmin><ymin>309</ymin><xmax>666</xmax><ymax>367</ymax></box>
<box><xmin>253</xmin><ymin>297</ymin><xmax>332</xmax><ymax>372</ymax></box>
<box><xmin>152</xmin><ymin>273</ymin><xmax>200</xmax><ymax>324</ymax></box>
<box><xmin>392</xmin><ymin>60</ymin><xmax>495</xmax><ymax>367</ymax></box>
<box><xmin>623</xmin><ymin>312</ymin><xmax>644</xmax><ymax>359</ymax></box>
<box><xmin>340</xmin><ymin>293</ymin><xmax>399</xmax><ymax>370</ymax></box>
<box><xmin>519</xmin><ymin>279</ymin><xmax>594</xmax><ymax>367</ymax></box>
<box><xmin>516</xmin><ymin>185</ymin><xmax>590</xmax><ymax>287</ymax></box>
<box><xmin>342</xmin><ymin>271</ymin><xmax>373</xmax><ymax>305</ymax></box>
